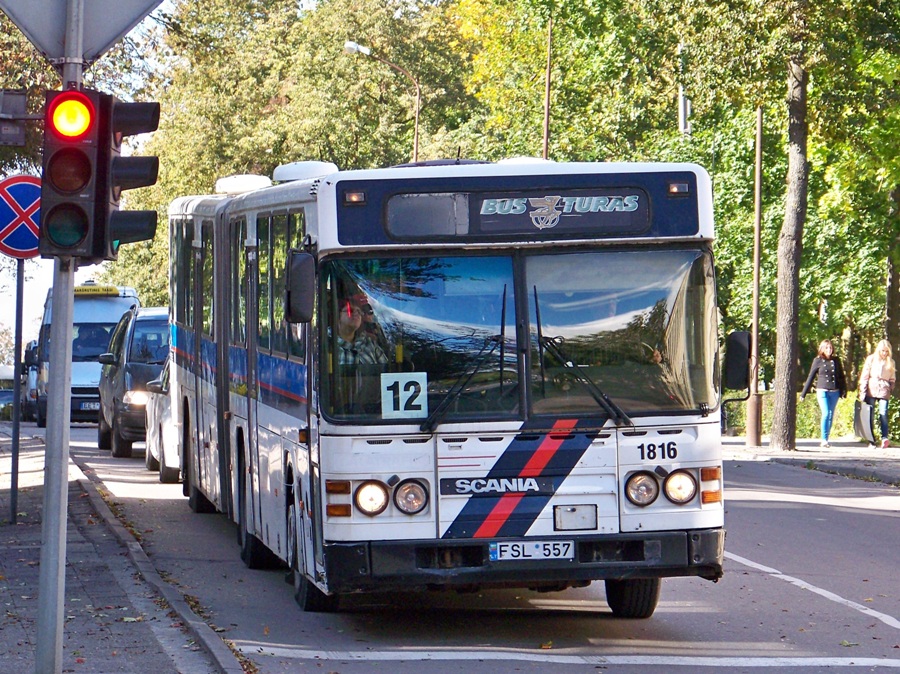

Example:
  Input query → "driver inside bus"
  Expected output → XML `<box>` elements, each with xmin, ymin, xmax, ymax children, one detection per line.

<box><xmin>336</xmin><ymin>294</ymin><xmax>387</xmax><ymax>366</ymax></box>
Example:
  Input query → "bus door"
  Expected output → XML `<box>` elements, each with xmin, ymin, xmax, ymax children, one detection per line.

<box><xmin>196</xmin><ymin>220</ymin><xmax>220</xmax><ymax>503</ymax></box>
<box><xmin>241</xmin><ymin>216</ymin><xmax>263</xmax><ymax>535</ymax></box>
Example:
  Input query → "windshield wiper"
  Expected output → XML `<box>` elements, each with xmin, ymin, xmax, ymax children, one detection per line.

<box><xmin>533</xmin><ymin>284</ymin><xmax>630</xmax><ymax>426</ymax></box>
<box><xmin>540</xmin><ymin>335</ymin><xmax>632</xmax><ymax>426</ymax></box>
<box><xmin>420</xmin><ymin>335</ymin><xmax>501</xmax><ymax>434</ymax></box>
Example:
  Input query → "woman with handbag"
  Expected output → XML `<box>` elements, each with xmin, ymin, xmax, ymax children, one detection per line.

<box><xmin>858</xmin><ymin>340</ymin><xmax>895</xmax><ymax>449</ymax></box>
<box><xmin>800</xmin><ymin>339</ymin><xmax>847</xmax><ymax>448</ymax></box>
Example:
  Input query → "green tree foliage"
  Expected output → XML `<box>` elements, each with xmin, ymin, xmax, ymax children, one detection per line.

<box><xmin>87</xmin><ymin>0</ymin><xmax>900</xmax><ymax>448</ymax></box>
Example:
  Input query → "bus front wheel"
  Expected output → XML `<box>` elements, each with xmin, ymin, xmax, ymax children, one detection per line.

<box><xmin>604</xmin><ymin>578</ymin><xmax>661</xmax><ymax>619</ymax></box>
<box><xmin>289</xmin><ymin>499</ymin><xmax>337</xmax><ymax>613</ymax></box>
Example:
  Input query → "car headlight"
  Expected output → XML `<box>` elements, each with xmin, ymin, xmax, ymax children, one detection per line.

<box><xmin>393</xmin><ymin>479</ymin><xmax>428</xmax><ymax>515</ymax></box>
<box><xmin>123</xmin><ymin>390</ymin><xmax>149</xmax><ymax>406</ymax></box>
<box><xmin>664</xmin><ymin>470</ymin><xmax>697</xmax><ymax>505</ymax></box>
<box><xmin>625</xmin><ymin>472</ymin><xmax>659</xmax><ymax>506</ymax></box>
<box><xmin>354</xmin><ymin>480</ymin><xmax>389</xmax><ymax>516</ymax></box>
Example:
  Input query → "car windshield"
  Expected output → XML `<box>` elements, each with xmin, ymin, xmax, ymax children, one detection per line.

<box><xmin>129</xmin><ymin>320</ymin><xmax>170</xmax><ymax>364</ymax></box>
<box><xmin>71</xmin><ymin>323</ymin><xmax>114</xmax><ymax>362</ymax></box>
<box><xmin>320</xmin><ymin>249</ymin><xmax>718</xmax><ymax>424</ymax></box>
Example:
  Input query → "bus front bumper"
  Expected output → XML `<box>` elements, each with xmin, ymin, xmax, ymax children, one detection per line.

<box><xmin>322</xmin><ymin>528</ymin><xmax>724</xmax><ymax>594</ymax></box>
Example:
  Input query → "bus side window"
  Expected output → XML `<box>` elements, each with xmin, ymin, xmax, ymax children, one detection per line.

<box><xmin>287</xmin><ymin>211</ymin><xmax>307</xmax><ymax>360</ymax></box>
<box><xmin>272</xmin><ymin>214</ymin><xmax>289</xmax><ymax>355</ymax></box>
<box><xmin>257</xmin><ymin>215</ymin><xmax>271</xmax><ymax>352</ymax></box>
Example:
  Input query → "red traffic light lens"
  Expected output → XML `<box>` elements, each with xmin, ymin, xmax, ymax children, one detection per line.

<box><xmin>47</xmin><ymin>148</ymin><xmax>92</xmax><ymax>193</ymax></box>
<box><xmin>44</xmin><ymin>204</ymin><xmax>90</xmax><ymax>248</ymax></box>
<box><xmin>48</xmin><ymin>92</ymin><xmax>94</xmax><ymax>140</ymax></box>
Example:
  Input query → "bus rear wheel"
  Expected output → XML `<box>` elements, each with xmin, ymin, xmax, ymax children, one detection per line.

<box><xmin>604</xmin><ymin>578</ymin><xmax>661</xmax><ymax>619</ymax></box>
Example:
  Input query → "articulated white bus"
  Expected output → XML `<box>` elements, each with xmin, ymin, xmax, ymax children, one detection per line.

<box><xmin>168</xmin><ymin>159</ymin><xmax>748</xmax><ymax>618</ymax></box>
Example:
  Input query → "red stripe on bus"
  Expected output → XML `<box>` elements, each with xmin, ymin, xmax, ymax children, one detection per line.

<box><xmin>471</xmin><ymin>418</ymin><xmax>580</xmax><ymax>538</ymax></box>
<box><xmin>473</xmin><ymin>493</ymin><xmax>525</xmax><ymax>538</ymax></box>
<box><xmin>519</xmin><ymin>418</ymin><xmax>578</xmax><ymax>477</ymax></box>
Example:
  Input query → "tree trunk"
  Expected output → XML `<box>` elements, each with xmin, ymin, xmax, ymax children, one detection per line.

<box><xmin>770</xmin><ymin>58</ymin><xmax>809</xmax><ymax>451</ymax></box>
<box><xmin>887</xmin><ymin>187</ymin><xmax>900</xmax><ymax>401</ymax></box>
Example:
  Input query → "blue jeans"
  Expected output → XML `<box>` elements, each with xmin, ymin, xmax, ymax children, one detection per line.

<box><xmin>816</xmin><ymin>389</ymin><xmax>840</xmax><ymax>441</ymax></box>
<box><xmin>867</xmin><ymin>396</ymin><xmax>890</xmax><ymax>440</ymax></box>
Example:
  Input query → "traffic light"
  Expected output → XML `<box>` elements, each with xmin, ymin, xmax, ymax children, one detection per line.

<box><xmin>96</xmin><ymin>95</ymin><xmax>160</xmax><ymax>261</ymax></box>
<box><xmin>39</xmin><ymin>89</ymin><xmax>102</xmax><ymax>258</ymax></box>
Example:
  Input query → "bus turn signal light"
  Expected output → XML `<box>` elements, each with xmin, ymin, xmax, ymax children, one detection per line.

<box><xmin>700</xmin><ymin>466</ymin><xmax>721</xmax><ymax>481</ymax></box>
<box><xmin>701</xmin><ymin>490</ymin><xmax>722</xmax><ymax>504</ymax></box>
<box><xmin>326</xmin><ymin>503</ymin><xmax>351</xmax><ymax>517</ymax></box>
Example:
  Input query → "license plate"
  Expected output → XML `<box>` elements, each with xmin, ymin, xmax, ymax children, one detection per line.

<box><xmin>80</xmin><ymin>402</ymin><xmax>100</xmax><ymax>411</ymax></box>
<box><xmin>489</xmin><ymin>540</ymin><xmax>574</xmax><ymax>561</ymax></box>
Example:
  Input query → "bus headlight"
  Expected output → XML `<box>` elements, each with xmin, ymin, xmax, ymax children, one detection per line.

<box><xmin>664</xmin><ymin>470</ymin><xmax>697</xmax><ymax>504</ymax></box>
<box><xmin>625</xmin><ymin>472</ymin><xmax>659</xmax><ymax>506</ymax></box>
<box><xmin>393</xmin><ymin>479</ymin><xmax>428</xmax><ymax>515</ymax></box>
<box><xmin>354</xmin><ymin>480</ymin><xmax>389</xmax><ymax>516</ymax></box>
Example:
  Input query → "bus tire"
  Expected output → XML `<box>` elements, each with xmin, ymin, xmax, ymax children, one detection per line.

<box><xmin>604</xmin><ymin>578</ymin><xmax>661</xmax><ymax>619</ymax></box>
<box><xmin>185</xmin><ymin>420</ymin><xmax>215</xmax><ymax>513</ymax></box>
<box><xmin>238</xmin><ymin>460</ymin><xmax>276</xmax><ymax>568</ymax></box>
<box><xmin>289</xmin><ymin>499</ymin><xmax>337</xmax><ymax>613</ymax></box>
<box><xmin>111</xmin><ymin>422</ymin><xmax>133</xmax><ymax>458</ymax></box>
<box><xmin>181</xmin><ymin>409</ymin><xmax>191</xmax><ymax>497</ymax></box>
<box><xmin>187</xmin><ymin>470</ymin><xmax>216</xmax><ymax>513</ymax></box>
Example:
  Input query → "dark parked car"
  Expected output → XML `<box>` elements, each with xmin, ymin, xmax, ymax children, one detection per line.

<box><xmin>98</xmin><ymin>306</ymin><xmax>169</xmax><ymax>458</ymax></box>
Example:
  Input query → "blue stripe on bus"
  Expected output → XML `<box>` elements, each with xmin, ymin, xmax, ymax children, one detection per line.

<box><xmin>173</xmin><ymin>324</ymin><xmax>308</xmax><ymax>409</ymax></box>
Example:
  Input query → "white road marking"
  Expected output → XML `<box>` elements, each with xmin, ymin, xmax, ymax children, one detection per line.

<box><xmin>232</xmin><ymin>644</ymin><xmax>900</xmax><ymax>667</ymax></box>
<box><xmin>726</xmin><ymin>551</ymin><xmax>900</xmax><ymax>630</ymax></box>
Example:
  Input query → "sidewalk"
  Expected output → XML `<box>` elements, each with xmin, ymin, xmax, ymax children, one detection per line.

<box><xmin>722</xmin><ymin>434</ymin><xmax>900</xmax><ymax>487</ymax></box>
<box><xmin>0</xmin><ymin>425</ymin><xmax>242</xmax><ymax>674</ymax></box>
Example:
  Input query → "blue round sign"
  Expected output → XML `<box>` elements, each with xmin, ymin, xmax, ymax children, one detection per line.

<box><xmin>0</xmin><ymin>174</ymin><xmax>41</xmax><ymax>259</ymax></box>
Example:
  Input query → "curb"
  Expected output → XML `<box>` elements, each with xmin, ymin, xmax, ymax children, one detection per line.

<box><xmin>768</xmin><ymin>456</ymin><xmax>900</xmax><ymax>487</ymax></box>
<box><xmin>69</xmin><ymin>453</ymin><xmax>246</xmax><ymax>674</ymax></box>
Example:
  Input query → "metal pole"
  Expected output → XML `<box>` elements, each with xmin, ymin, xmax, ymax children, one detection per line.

<box><xmin>746</xmin><ymin>105</ymin><xmax>764</xmax><ymax>447</ymax></box>
<box><xmin>36</xmin><ymin>0</ymin><xmax>83</xmax><ymax>669</ymax></box>
<box><xmin>412</xmin><ymin>79</ymin><xmax>420</xmax><ymax>163</ymax></box>
<box><xmin>10</xmin><ymin>258</ymin><xmax>23</xmax><ymax>524</ymax></box>
<box><xmin>542</xmin><ymin>16</ymin><xmax>552</xmax><ymax>159</ymax></box>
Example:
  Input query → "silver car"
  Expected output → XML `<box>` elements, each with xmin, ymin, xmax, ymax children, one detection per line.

<box><xmin>144</xmin><ymin>355</ymin><xmax>180</xmax><ymax>483</ymax></box>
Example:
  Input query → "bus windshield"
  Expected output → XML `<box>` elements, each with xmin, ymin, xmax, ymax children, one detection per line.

<box><xmin>321</xmin><ymin>249</ymin><xmax>718</xmax><ymax>423</ymax></box>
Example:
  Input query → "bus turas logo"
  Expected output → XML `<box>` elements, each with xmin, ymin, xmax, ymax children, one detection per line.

<box><xmin>480</xmin><ymin>194</ymin><xmax>641</xmax><ymax>230</ymax></box>
<box><xmin>440</xmin><ymin>476</ymin><xmax>555</xmax><ymax>496</ymax></box>
<box><xmin>527</xmin><ymin>196</ymin><xmax>563</xmax><ymax>229</ymax></box>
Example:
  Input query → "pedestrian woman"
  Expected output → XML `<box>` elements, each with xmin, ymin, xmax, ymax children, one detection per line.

<box><xmin>858</xmin><ymin>339</ymin><xmax>896</xmax><ymax>449</ymax></box>
<box><xmin>800</xmin><ymin>339</ymin><xmax>847</xmax><ymax>448</ymax></box>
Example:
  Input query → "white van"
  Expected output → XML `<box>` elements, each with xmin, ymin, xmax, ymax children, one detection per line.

<box><xmin>36</xmin><ymin>281</ymin><xmax>140</xmax><ymax>427</ymax></box>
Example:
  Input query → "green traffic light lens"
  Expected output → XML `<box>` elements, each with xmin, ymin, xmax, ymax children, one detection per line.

<box><xmin>47</xmin><ymin>148</ymin><xmax>92</xmax><ymax>193</ymax></box>
<box><xmin>44</xmin><ymin>204</ymin><xmax>89</xmax><ymax>247</ymax></box>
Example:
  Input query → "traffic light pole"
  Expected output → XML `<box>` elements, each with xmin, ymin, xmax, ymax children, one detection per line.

<box><xmin>35</xmin><ymin>1</ymin><xmax>82</xmax><ymax>671</ymax></box>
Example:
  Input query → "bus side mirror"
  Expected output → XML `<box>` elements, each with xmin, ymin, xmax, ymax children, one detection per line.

<box><xmin>723</xmin><ymin>331</ymin><xmax>751</xmax><ymax>390</ymax></box>
<box><xmin>285</xmin><ymin>250</ymin><xmax>315</xmax><ymax>324</ymax></box>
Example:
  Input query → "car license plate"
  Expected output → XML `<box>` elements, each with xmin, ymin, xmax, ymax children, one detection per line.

<box><xmin>80</xmin><ymin>402</ymin><xmax>100</xmax><ymax>411</ymax></box>
<box><xmin>489</xmin><ymin>540</ymin><xmax>574</xmax><ymax>561</ymax></box>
